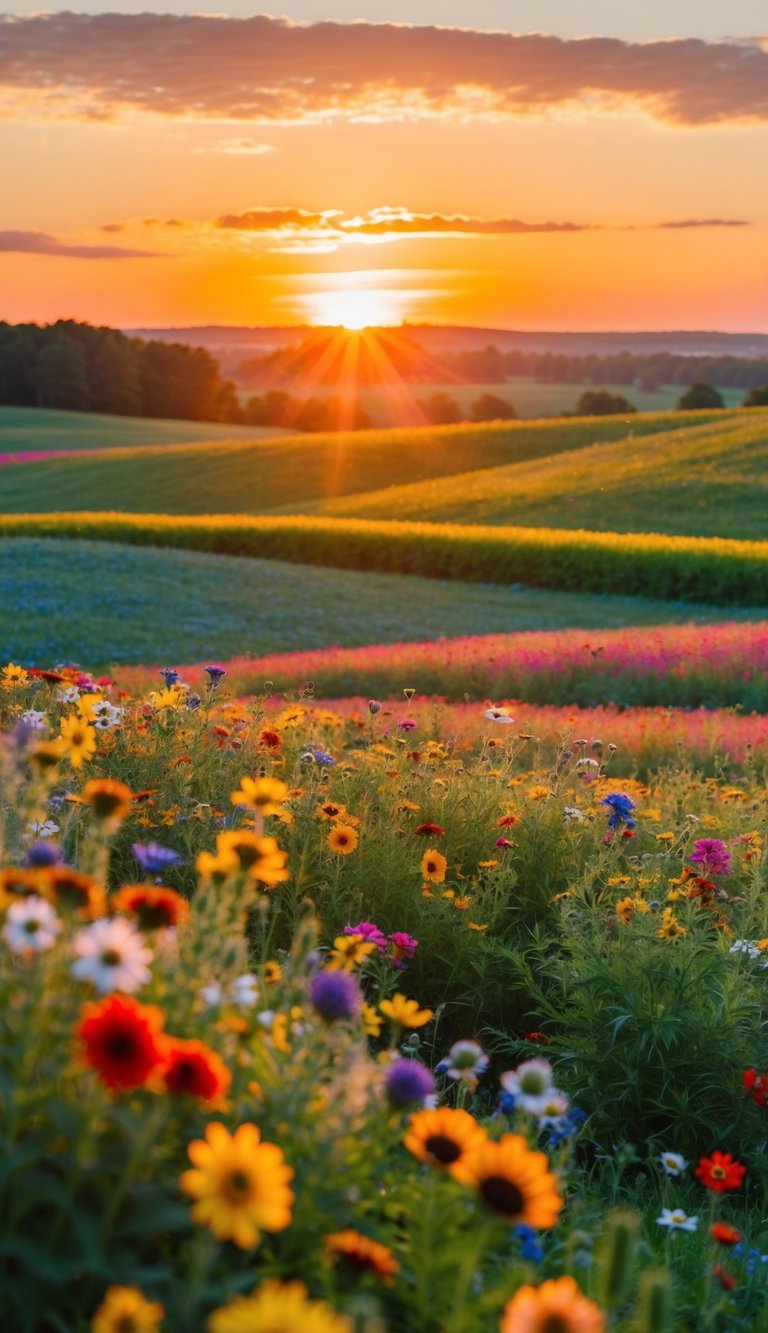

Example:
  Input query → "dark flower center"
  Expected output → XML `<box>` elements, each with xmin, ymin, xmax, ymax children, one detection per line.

<box><xmin>106</xmin><ymin>1031</ymin><xmax>138</xmax><ymax>1060</ymax></box>
<box><xmin>479</xmin><ymin>1175</ymin><xmax>525</xmax><ymax>1217</ymax></box>
<box><xmin>227</xmin><ymin>1169</ymin><xmax>252</xmax><ymax>1199</ymax></box>
<box><xmin>101</xmin><ymin>949</ymin><xmax>122</xmax><ymax>967</ymax></box>
<box><xmin>424</xmin><ymin>1134</ymin><xmax>462</xmax><ymax>1165</ymax></box>
<box><xmin>540</xmin><ymin>1318</ymin><xmax>570</xmax><ymax>1333</ymax></box>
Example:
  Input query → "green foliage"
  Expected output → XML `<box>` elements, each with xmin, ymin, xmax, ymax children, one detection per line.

<box><xmin>0</xmin><ymin>405</ymin><xmax>285</xmax><ymax>453</ymax></box>
<box><xmin>575</xmin><ymin>390</ymin><xmax>636</xmax><ymax>415</ymax></box>
<box><xmin>677</xmin><ymin>383</ymin><xmax>726</xmax><ymax>411</ymax></box>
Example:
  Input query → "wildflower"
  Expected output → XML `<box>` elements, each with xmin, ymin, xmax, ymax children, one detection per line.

<box><xmin>615</xmin><ymin>896</ymin><xmax>635</xmax><ymax>925</ymax></box>
<box><xmin>3</xmin><ymin>895</ymin><xmax>61</xmax><ymax>955</ymax></box>
<box><xmin>263</xmin><ymin>960</ymin><xmax>282</xmax><ymax>984</ymax></box>
<box><xmin>500</xmin><ymin>1059</ymin><xmax>557</xmax><ymax>1115</ymax></box>
<box><xmin>24</xmin><ymin>819</ymin><xmax>60</xmax><ymax>840</ymax></box>
<box><xmin>742</xmin><ymin>1068</ymin><xmax>768</xmax><ymax>1107</ymax></box>
<box><xmin>414</xmin><ymin>821</ymin><xmax>445</xmax><ymax>837</ymax></box>
<box><xmin>309</xmin><ymin>970</ymin><xmax>362</xmax><ymax>1022</ymax></box>
<box><xmin>563</xmin><ymin>806</ymin><xmax>585</xmax><ymax>822</ymax></box>
<box><xmin>1</xmin><ymin>662</ymin><xmax>29</xmax><ymax>688</ymax></box>
<box><xmin>231</xmin><ymin>776</ymin><xmax>288</xmax><ymax>815</ymax></box>
<box><xmin>300</xmin><ymin>747</ymin><xmax>336</xmax><ymax>767</ymax></box>
<box><xmin>316</xmin><ymin>802</ymin><xmax>347</xmax><ymax>820</ymax></box>
<box><xmin>657</xmin><ymin>1208</ymin><xmax>698</xmax><ymax>1232</ymax></box>
<box><xmin>690</xmin><ymin>838</ymin><xmax>732</xmax><ymax>876</ymax></box>
<box><xmin>231</xmin><ymin>974</ymin><xmax>260</xmax><ymax>1008</ymax></box>
<box><xmin>207</xmin><ymin>1279</ymin><xmax>350</xmax><ymax>1333</ymax></box>
<box><xmin>327</xmin><ymin>934</ymin><xmax>376</xmax><ymax>972</ymax></box>
<box><xmin>159</xmin><ymin>667</ymin><xmax>179</xmax><ymax>687</ymax></box>
<box><xmin>404</xmin><ymin>1106</ymin><xmax>488</xmax><ymax>1181</ymax></box>
<box><xmin>658</xmin><ymin>908</ymin><xmax>687</xmax><ymax>941</ymax></box>
<box><xmin>696</xmin><ymin>1151</ymin><xmax>747</xmax><ymax>1193</ymax></box>
<box><xmin>379</xmin><ymin>994</ymin><xmax>434</xmax><ymax>1028</ymax></box>
<box><xmin>484</xmin><ymin>706</ymin><xmax>514</xmax><ymax>723</ymax></box>
<box><xmin>546</xmin><ymin>1105</ymin><xmax>587</xmax><ymax>1148</ymax></box>
<box><xmin>712</xmin><ymin>1222</ymin><xmax>743</xmax><ymax>1245</ymax></box>
<box><xmin>81</xmin><ymin>778</ymin><xmax>133</xmax><ymax>826</ymax></box>
<box><xmin>58</xmin><ymin>715</ymin><xmax>97</xmax><ymax>768</ymax></box>
<box><xmin>204</xmin><ymin>664</ymin><xmax>227</xmax><ymax>686</ymax></box>
<box><xmin>421</xmin><ymin>849</ymin><xmax>447</xmax><ymax>883</ymax></box>
<box><xmin>599</xmin><ymin>793</ymin><xmax>636</xmax><ymax>830</ymax></box>
<box><xmin>343</xmin><ymin>920</ymin><xmax>387</xmax><ymax>953</ymax></box>
<box><xmin>72</xmin><ymin>918</ymin><xmax>153</xmax><ymax>995</ymax></box>
<box><xmin>20</xmin><ymin>708</ymin><xmax>46</xmax><ymax>730</ymax></box>
<box><xmin>397</xmin><ymin>718</ymin><xmax>417</xmax><ymax>732</ymax></box>
<box><xmin>466</xmin><ymin>1134</ymin><xmax>563</xmax><ymax>1228</ymax></box>
<box><xmin>514</xmin><ymin>1223</ymin><xmax>544</xmax><ymax>1263</ymax></box>
<box><xmin>659</xmin><ymin>1151</ymin><xmax>688</xmax><ymax>1177</ymax></box>
<box><xmin>91</xmin><ymin>1285</ymin><xmax>164</xmax><ymax>1333</ymax></box>
<box><xmin>500</xmin><ymin>1277</ymin><xmax>604</xmax><ymax>1332</ymax></box>
<box><xmin>181</xmin><ymin>1122</ymin><xmax>293</xmax><ymax>1249</ymax></box>
<box><xmin>324</xmin><ymin>1230</ymin><xmax>399</xmax><ymax>1284</ymax></box>
<box><xmin>112</xmin><ymin>885</ymin><xmax>189</xmax><ymax>931</ymax></box>
<box><xmin>41</xmin><ymin>866</ymin><xmax>106</xmax><ymax>917</ymax></box>
<box><xmin>712</xmin><ymin>1265</ymin><xmax>738</xmax><ymax>1291</ymax></box>
<box><xmin>216</xmin><ymin>831</ymin><xmax>289</xmax><ymax>887</ymax></box>
<box><xmin>76</xmin><ymin>994</ymin><xmax>167</xmax><ymax>1091</ymax></box>
<box><xmin>729</xmin><ymin>939</ymin><xmax>760</xmax><ymax>959</ymax></box>
<box><xmin>385</xmin><ymin>1057</ymin><xmax>435</xmax><ymax>1108</ymax></box>
<box><xmin>498</xmin><ymin>813</ymin><xmax>520</xmax><ymax>828</ymax></box>
<box><xmin>326</xmin><ymin>824</ymin><xmax>359</xmax><ymax>855</ymax></box>
<box><xmin>24</xmin><ymin>840</ymin><xmax>62</xmax><ymax>867</ymax></box>
<box><xmin>389</xmin><ymin>931</ymin><xmax>419</xmax><ymax>968</ymax></box>
<box><xmin>28</xmin><ymin>739</ymin><xmax>66</xmax><ymax>772</ymax></box>
<box><xmin>435</xmin><ymin>1039</ymin><xmax>488</xmax><ymax>1090</ymax></box>
<box><xmin>160</xmin><ymin>1037</ymin><xmax>232</xmax><ymax>1103</ymax></box>
<box><xmin>133</xmin><ymin>842</ymin><xmax>181</xmax><ymax>877</ymax></box>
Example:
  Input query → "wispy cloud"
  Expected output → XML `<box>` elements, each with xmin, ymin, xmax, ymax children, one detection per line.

<box><xmin>0</xmin><ymin>229</ymin><xmax>164</xmax><ymax>259</ymax></box>
<box><xmin>1</xmin><ymin>15</ymin><xmax>767</xmax><ymax>127</ymax></box>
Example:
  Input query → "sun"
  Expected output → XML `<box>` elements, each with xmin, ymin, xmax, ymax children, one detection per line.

<box><xmin>303</xmin><ymin>287</ymin><xmax>405</xmax><ymax>330</ymax></box>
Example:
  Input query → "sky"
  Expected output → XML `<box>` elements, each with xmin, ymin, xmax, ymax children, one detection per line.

<box><xmin>0</xmin><ymin>2</ymin><xmax>767</xmax><ymax>331</ymax></box>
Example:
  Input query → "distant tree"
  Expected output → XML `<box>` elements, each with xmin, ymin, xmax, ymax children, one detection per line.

<box><xmin>470</xmin><ymin>392</ymin><xmax>517</xmax><ymax>422</ymax></box>
<box><xmin>295</xmin><ymin>395</ymin><xmax>372</xmax><ymax>432</ymax></box>
<box><xmin>33</xmin><ymin>335</ymin><xmax>91</xmax><ymax>411</ymax></box>
<box><xmin>676</xmin><ymin>382</ymin><xmax>724</xmax><ymax>410</ymax></box>
<box><xmin>418</xmin><ymin>391</ymin><xmax>462</xmax><ymax>425</ymax></box>
<box><xmin>576</xmin><ymin>390</ymin><xmax>636</xmax><ymax>416</ymax></box>
<box><xmin>743</xmin><ymin>385</ymin><xmax>768</xmax><ymax>407</ymax></box>
<box><xmin>89</xmin><ymin>332</ymin><xmax>143</xmax><ymax>416</ymax></box>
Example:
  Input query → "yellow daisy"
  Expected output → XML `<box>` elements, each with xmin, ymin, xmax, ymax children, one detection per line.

<box><xmin>180</xmin><ymin>1122</ymin><xmax>294</xmax><ymax>1249</ymax></box>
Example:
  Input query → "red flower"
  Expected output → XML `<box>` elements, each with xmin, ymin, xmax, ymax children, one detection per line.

<box><xmin>497</xmin><ymin>814</ymin><xmax>520</xmax><ymax>828</ymax></box>
<box><xmin>522</xmin><ymin>1032</ymin><xmax>550</xmax><ymax>1044</ymax></box>
<box><xmin>495</xmin><ymin>837</ymin><xmax>514</xmax><ymax>849</ymax></box>
<box><xmin>711</xmin><ymin>1222</ymin><xmax>743</xmax><ymax>1246</ymax></box>
<box><xmin>259</xmin><ymin>729</ymin><xmax>282</xmax><ymax>750</ymax></box>
<box><xmin>621</xmin><ymin>828</ymin><xmax>636</xmax><ymax>840</ymax></box>
<box><xmin>159</xmin><ymin>1037</ymin><xmax>232</xmax><ymax>1102</ymax></box>
<box><xmin>112</xmin><ymin>884</ymin><xmax>190</xmax><ymax>931</ymax></box>
<box><xmin>414</xmin><ymin>822</ymin><xmax>445</xmax><ymax>837</ymax></box>
<box><xmin>696</xmin><ymin>1151</ymin><xmax>747</xmax><ymax>1194</ymax></box>
<box><xmin>743</xmin><ymin>1068</ymin><xmax>768</xmax><ymax>1107</ymax></box>
<box><xmin>76</xmin><ymin>995</ymin><xmax>167</xmax><ymax>1092</ymax></box>
<box><xmin>712</xmin><ymin>1265</ymin><xmax>738</xmax><ymax>1290</ymax></box>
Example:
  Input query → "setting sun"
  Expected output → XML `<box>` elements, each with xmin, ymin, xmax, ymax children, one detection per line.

<box><xmin>302</xmin><ymin>286</ymin><xmax>408</xmax><ymax>330</ymax></box>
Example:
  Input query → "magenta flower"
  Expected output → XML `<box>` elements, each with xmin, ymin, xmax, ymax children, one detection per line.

<box><xmin>690</xmin><ymin>838</ymin><xmax>732</xmax><ymax>876</ymax></box>
<box><xmin>389</xmin><ymin>932</ymin><xmax>419</xmax><ymax>969</ymax></box>
<box><xmin>343</xmin><ymin>921</ymin><xmax>388</xmax><ymax>952</ymax></box>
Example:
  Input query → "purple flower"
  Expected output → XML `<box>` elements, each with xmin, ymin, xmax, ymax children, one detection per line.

<box><xmin>300</xmin><ymin>748</ymin><xmax>336</xmax><ymax>767</ymax></box>
<box><xmin>204</xmin><ymin>664</ymin><xmax>227</xmax><ymax>686</ymax></box>
<box><xmin>599</xmin><ymin>793</ymin><xmax>637</xmax><ymax>830</ymax></box>
<box><xmin>690</xmin><ymin>838</ymin><xmax>732</xmax><ymax>876</ymax></box>
<box><xmin>344</xmin><ymin>921</ymin><xmax>388</xmax><ymax>953</ymax></box>
<box><xmin>24</xmin><ymin>842</ymin><xmax>63</xmax><ymax>868</ymax></box>
<box><xmin>397</xmin><ymin>719</ymin><xmax>417</xmax><ymax>732</ymax></box>
<box><xmin>385</xmin><ymin>1058</ymin><xmax>435</xmax><ymax>1107</ymax></box>
<box><xmin>160</xmin><ymin>667</ymin><xmax>179</xmax><ymax>687</ymax></box>
<box><xmin>133</xmin><ymin>842</ymin><xmax>181</xmax><ymax>876</ymax></box>
<box><xmin>309</xmin><ymin>970</ymin><xmax>362</xmax><ymax>1021</ymax></box>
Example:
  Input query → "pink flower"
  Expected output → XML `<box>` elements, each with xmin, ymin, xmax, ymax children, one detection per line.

<box><xmin>344</xmin><ymin>921</ymin><xmax>387</xmax><ymax>952</ymax></box>
<box><xmin>389</xmin><ymin>932</ymin><xmax>419</xmax><ymax>969</ymax></box>
<box><xmin>690</xmin><ymin>839</ymin><xmax>732</xmax><ymax>876</ymax></box>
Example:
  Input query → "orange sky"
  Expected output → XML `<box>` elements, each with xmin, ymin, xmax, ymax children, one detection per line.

<box><xmin>1</xmin><ymin>9</ymin><xmax>767</xmax><ymax>330</ymax></box>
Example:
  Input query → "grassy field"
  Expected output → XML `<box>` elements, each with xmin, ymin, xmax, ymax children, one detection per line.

<box><xmin>356</xmin><ymin>376</ymin><xmax>747</xmax><ymax>423</ymax></box>
<box><xmin>311</xmin><ymin>410</ymin><xmax>768</xmax><ymax>539</ymax></box>
<box><xmin>3</xmin><ymin>536</ymin><xmax>753</xmax><ymax>670</ymax></box>
<box><xmin>0</xmin><ymin>405</ymin><xmax>288</xmax><ymax>453</ymax></box>
<box><xmin>0</xmin><ymin>410</ymin><xmax>733</xmax><ymax>515</ymax></box>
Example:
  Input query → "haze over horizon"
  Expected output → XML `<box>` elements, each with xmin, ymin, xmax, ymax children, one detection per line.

<box><xmin>1</xmin><ymin>1</ymin><xmax>767</xmax><ymax>332</ymax></box>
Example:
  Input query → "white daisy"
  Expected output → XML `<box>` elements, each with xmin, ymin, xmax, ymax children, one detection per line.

<box><xmin>483</xmin><ymin>707</ymin><xmax>515</xmax><ymax>723</ymax></box>
<box><xmin>71</xmin><ymin>918</ymin><xmax>152</xmax><ymax>994</ymax></box>
<box><xmin>659</xmin><ymin>1150</ymin><xmax>688</xmax><ymax>1177</ymax></box>
<box><xmin>24</xmin><ymin>819</ymin><xmax>60</xmax><ymax>840</ymax></box>
<box><xmin>3</xmin><ymin>896</ymin><xmax>61</xmax><ymax>954</ymax></box>
<box><xmin>230</xmin><ymin>973</ymin><xmax>260</xmax><ymax>1008</ymax></box>
<box><xmin>21</xmin><ymin>709</ymin><xmax>47</xmax><ymax>730</ymax></box>
<box><xmin>657</xmin><ymin>1208</ymin><xmax>698</xmax><ymax>1232</ymax></box>
<box><xmin>500</xmin><ymin>1058</ymin><xmax>558</xmax><ymax>1114</ymax></box>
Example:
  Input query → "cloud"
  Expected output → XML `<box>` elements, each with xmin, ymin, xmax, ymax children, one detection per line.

<box><xmin>0</xmin><ymin>230</ymin><xmax>164</xmax><ymax>259</ymax></box>
<box><xmin>197</xmin><ymin>139</ymin><xmax>277</xmax><ymax>156</ymax></box>
<box><xmin>0</xmin><ymin>15</ymin><xmax>767</xmax><ymax>127</ymax></box>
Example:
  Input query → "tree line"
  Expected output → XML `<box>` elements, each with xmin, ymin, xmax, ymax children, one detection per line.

<box><xmin>442</xmin><ymin>346</ymin><xmax>768</xmax><ymax>390</ymax></box>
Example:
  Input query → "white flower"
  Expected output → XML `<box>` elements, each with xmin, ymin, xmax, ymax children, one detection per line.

<box><xmin>92</xmin><ymin>702</ymin><xmax>124</xmax><ymax>730</ymax></box>
<box><xmin>3</xmin><ymin>896</ymin><xmax>61</xmax><ymax>954</ymax></box>
<box><xmin>483</xmin><ymin>707</ymin><xmax>515</xmax><ymax>723</ymax></box>
<box><xmin>533</xmin><ymin>1091</ymin><xmax>571</xmax><ymax>1125</ymax></box>
<box><xmin>657</xmin><ymin>1208</ymin><xmax>698</xmax><ymax>1232</ymax></box>
<box><xmin>500</xmin><ymin>1058</ymin><xmax>557</xmax><ymax>1114</ymax></box>
<box><xmin>256</xmin><ymin>1009</ymin><xmax>275</xmax><ymax>1028</ymax></box>
<box><xmin>576</xmin><ymin>758</ymin><xmax>599</xmax><ymax>770</ymax></box>
<box><xmin>729</xmin><ymin>939</ymin><xmax>760</xmax><ymax>959</ymax></box>
<box><xmin>660</xmin><ymin>1151</ymin><xmax>688</xmax><ymax>1177</ymax></box>
<box><xmin>439</xmin><ymin>1039</ymin><xmax>489</xmax><ymax>1085</ymax></box>
<box><xmin>563</xmin><ymin>806</ymin><xmax>585</xmax><ymax>822</ymax></box>
<box><xmin>21</xmin><ymin>709</ymin><xmax>47</xmax><ymax>730</ymax></box>
<box><xmin>57</xmin><ymin>687</ymin><xmax>80</xmax><ymax>704</ymax></box>
<box><xmin>24</xmin><ymin>819</ymin><xmax>60</xmax><ymax>840</ymax></box>
<box><xmin>230</xmin><ymin>973</ymin><xmax>260</xmax><ymax>1008</ymax></box>
<box><xmin>200</xmin><ymin>981</ymin><xmax>223</xmax><ymax>1008</ymax></box>
<box><xmin>71</xmin><ymin>918</ymin><xmax>152</xmax><ymax>994</ymax></box>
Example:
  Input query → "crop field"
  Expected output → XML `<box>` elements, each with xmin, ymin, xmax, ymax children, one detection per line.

<box><xmin>0</xmin><ymin>408</ymin><xmax>734</xmax><ymax>515</ymax></box>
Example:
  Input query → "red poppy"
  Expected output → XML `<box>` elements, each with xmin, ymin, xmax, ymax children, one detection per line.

<box><xmin>743</xmin><ymin>1068</ymin><xmax>768</xmax><ymax>1107</ymax></box>
<box><xmin>27</xmin><ymin>668</ymin><xmax>67</xmax><ymax>683</ymax></box>
<box><xmin>696</xmin><ymin>1151</ymin><xmax>747</xmax><ymax>1194</ymax></box>
<box><xmin>414</xmin><ymin>822</ymin><xmax>445</xmax><ymax>837</ymax></box>
<box><xmin>711</xmin><ymin>1222</ymin><xmax>743</xmax><ymax>1246</ymax></box>
<box><xmin>76</xmin><ymin>995</ymin><xmax>167</xmax><ymax>1091</ymax></box>
<box><xmin>621</xmin><ymin>828</ymin><xmax>636</xmax><ymax>840</ymax></box>
<box><xmin>712</xmin><ymin>1266</ymin><xmax>738</xmax><ymax>1290</ymax></box>
<box><xmin>159</xmin><ymin>1037</ymin><xmax>231</xmax><ymax>1102</ymax></box>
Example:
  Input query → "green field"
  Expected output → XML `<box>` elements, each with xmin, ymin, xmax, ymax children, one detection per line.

<box><xmin>0</xmin><ymin>409</ymin><xmax>736</xmax><ymax>516</ymax></box>
<box><xmin>2</xmin><ymin>536</ymin><xmax>759</xmax><ymax>670</ymax></box>
<box><xmin>311</xmin><ymin>410</ymin><xmax>768</xmax><ymax>539</ymax></box>
<box><xmin>0</xmin><ymin>405</ymin><xmax>288</xmax><ymax>454</ymax></box>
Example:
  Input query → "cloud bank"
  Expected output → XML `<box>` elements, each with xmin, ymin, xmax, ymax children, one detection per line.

<box><xmin>0</xmin><ymin>230</ymin><xmax>163</xmax><ymax>259</ymax></box>
<box><xmin>0</xmin><ymin>15</ymin><xmax>767</xmax><ymax>126</ymax></box>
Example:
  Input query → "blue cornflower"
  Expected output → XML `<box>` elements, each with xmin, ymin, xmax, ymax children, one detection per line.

<box><xmin>300</xmin><ymin>748</ymin><xmax>336</xmax><ymax>767</ymax></box>
<box><xmin>385</xmin><ymin>1058</ymin><xmax>436</xmax><ymax>1107</ymax></box>
<box><xmin>309</xmin><ymin>970</ymin><xmax>361</xmax><ymax>1022</ymax></box>
<box><xmin>204</xmin><ymin>664</ymin><xmax>227</xmax><ymax>686</ymax></box>
<box><xmin>159</xmin><ymin>667</ymin><xmax>179</xmax><ymax>687</ymax></box>
<box><xmin>499</xmin><ymin>1090</ymin><xmax>517</xmax><ymax>1115</ymax></box>
<box><xmin>133</xmin><ymin>842</ymin><xmax>182</xmax><ymax>876</ymax></box>
<box><xmin>187</xmin><ymin>694</ymin><xmax>202</xmax><ymax>711</ymax></box>
<box><xmin>547</xmin><ymin>1105</ymin><xmax>587</xmax><ymax>1147</ymax></box>
<box><xmin>514</xmin><ymin>1224</ymin><xmax>543</xmax><ymax>1262</ymax></box>
<box><xmin>24</xmin><ymin>842</ymin><xmax>63</xmax><ymax>868</ymax></box>
<box><xmin>599</xmin><ymin>793</ymin><xmax>637</xmax><ymax>830</ymax></box>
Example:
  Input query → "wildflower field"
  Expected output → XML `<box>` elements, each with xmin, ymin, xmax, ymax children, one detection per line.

<box><xmin>2</xmin><ymin>659</ymin><xmax>768</xmax><ymax>1332</ymax></box>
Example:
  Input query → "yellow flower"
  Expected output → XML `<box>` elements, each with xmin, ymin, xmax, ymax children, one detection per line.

<box><xmin>28</xmin><ymin>739</ymin><xmax>66</xmax><ymax>773</ymax></box>
<box><xmin>324</xmin><ymin>1230</ymin><xmax>399</xmax><ymax>1284</ymax></box>
<box><xmin>263</xmin><ymin>960</ymin><xmax>282</xmax><ymax>984</ymax></box>
<box><xmin>453</xmin><ymin>896</ymin><xmax>472</xmax><ymax>911</ymax></box>
<box><xmin>404</xmin><ymin>1106</ymin><xmax>488</xmax><ymax>1182</ymax></box>
<box><xmin>658</xmin><ymin>908</ymin><xmax>687</xmax><ymax>941</ymax></box>
<box><xmin>464</xmin><ymin>1133</ymin><xmax>563</xmax><ymax>1229</ymax></box>
<box><xmin>379</xmin><ymin>994</ymin><xmax>434</xmax><ymax>1028</ymax></box>
<box><xmin>197</xmin><ymin>848</ymin><xmax>241</xmax><ymax>884</ymax></box>
<box><xmin>149</xmin><ymin>686</ymin><xmax>185</xmax><ymax>711</ymax></box>
<box><xmin>607</xmin><ymin>876</ymin><xmax>631</xmax><ymax>887</ymax></box>
<box><xmin>91</xmin><ymin>1285</ymin><xmax>164</xmax><ymax>1333</ymax></box>
<box><xmin>180</xmin><ymin>1122</ymin><xmax>294</xmax><ymax>1249</ymax></box>
<box><xmin>362</xmin><ymin>1003</ymin><xmax>383</xmax><ymax>1037</ymax></box>
<box><xmin>468</xmin><ymin>922</ymin><xmax>488</xmax><ymax>932</ymax></box>
<box><xmin>326</xmin><ymin>824</ymin><xmax>359</xmax><ymax>855</ymax></box>
<box><xmin>615</xmin><ymin>897</ymin><xmax>635</xmax><ymax>925</ymax></box>
<box><xmin>327</xmin><ymin>934</ymin><xmax>376</xmax><ymax>971</ymax></box>
<box><xmin>81</xmin><ymin>777</ymin><xmax>133</xmax><ymax>826</ymax></box>
<box><xmin>421</xmin><ymin>849</ymin><xmax>447</xmax><ymax>883</ymax></box>
<box><xmin>0</xmin><ymin>662</ymin><xmax>29</xmax><ymax>689</ymax></box>
<box><xmin>58</xmin><ymin>714</ymin><xmax>97</xmax><ymax>768</ymax></box>
<box><xmin>500</xmin><ymin>1276</ymin><xmax>605</xmax><ymax>1333</ymax></box>
<box><xmin>273</xmin><ymin>705</ymin><xmax>306</xmax><ymax>730</ymax></box>
<box><xmin>656</xmin><ymin>832</ymin><xmax>676</xmax><ymax>844</ymax></box>
<box><xmin>207</xmin><ymin>1279</ymin><xmax>351</xmax><ymax>1333</ymax></box>
<box><xmin>216</xmin><ymin>831</ymin><xmax>289</xmax><ymax>887</ymax></box>
<box><xmin>315</xmin><ymin>801</ymin><xmax>347</xmax><ymax>820</ymax></box>
<box><xmin>231</xmin><ymin>776</ymin><xmax>288</xmax><ymax>815</ymax></box>
<box><xmin>527</xmin><ymin>785</ymin><xmax>550</xmax><ymax>801</ymax></box>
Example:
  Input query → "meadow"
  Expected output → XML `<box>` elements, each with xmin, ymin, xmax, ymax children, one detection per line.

<box><xmin>0</xmin><ymin>405</ymin><xmax>286</xmax><ymax>455</ymax></box>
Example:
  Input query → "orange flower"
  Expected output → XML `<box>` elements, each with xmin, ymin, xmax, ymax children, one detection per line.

<box><xmin>500</xmin><ymin>1277</ymin><xmax>605</xmax><ymax>1332</ymax></box>
<box><xmin>76</xmin><ymin>994</ymin><xmax>167</xmax><ymax>1092</ymax></box>
<box><xmin>41</xmin><ymin>867</ymin><xmax>106</xmax><ymax>918</ymax></box>
<box><xmin>80</xmin><ymin>778</ymin><xmax>133</xmax><ymax>826</ymax></box>
<box><xmin>324</xmin><ymin>1230</ymin><xmax>399</xmax><ymax>1284</ymax></box>
<box><xmin>464</xmin><ymin>1134</ymin><xmax>563</xmax><ymax>1229</ymax></box>
<box><xmin>159</xmin><ymin>1037</ymin><xmax>232</xmax><ymax>1103</ymax></box>
<box><xmin>420</xmin><ymin>849</ymin><xmax>447</xmax><ymax>884</ymax></box>
<box><xmin>112</xmin><ymin>885</ymin><xmax>189</xmax><ymax>930</ymax></box>
<box><xmin>327</xmin><ymin>824</ymin><xmax>359</xmax><ymax>855</ymax></box>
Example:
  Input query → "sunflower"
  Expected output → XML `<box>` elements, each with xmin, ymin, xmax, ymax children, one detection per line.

<box><xmin>81</xmin><ymin>778</ymin><xmax>133</xmax><ymax>827</ymax></box>
<box><xmin>76</xmin><ymin>994</ymin><xmax>167</xmax><ymax>1092</ymax></box>
<box><xmin>420</xmin><ymin>849</ymin><xmax>447</xmax><ymax>884</ymax></box>
<box><xmin>180</xmin><ymin>1122</ymin><xmax>294</xmax><ymax>1249</ymax></box>
<box><xmin>91</xmin><ymin>1284</ymin><xmax>164</xmax><ymax>1333</ymax></box>
<box><xmin>28</xmin><ymin>739</ymin><xmax>67</xmax><ymax>773</ymax></box>
<box><xmin>112</xmin><ymin>885</ymin><xmax>190</xmax><ymax>931</ymax></box>
<box><xmin>316</xmin><ymin>802</ymin><xmax>347</xmax><ymax>820</ymax></box>
<box><xmin>41</xmin><ymin>867</ymin><xmax>107</xmax><ymax>918</ymax></box>
<box><xmin>324</xmin><ymin>1229</ymin><xmax>399</xmax><ymax>1284</ymax></box>
<box><xmin>263</xmin><ymin>959</ymin><xmax>282</xmax><ymax>985</ymax></box>
<box><xmin>615</xmin><ymin>897</ymin><xmax>635</xmax><ymax>924</ymax></box>
<box><xmin>0</xmin><ymin>662</ymin><xmax>29</xmax><ymax>688</ymax></box>
<box><xmin>500</xmin><ymin>1276</ymin><xmax>605</xmax><ymax>1332</ymax></box>
<box><xmin>159</xmin><ymin>1037</ymin><xmax>231</xmax><ymax>1103</ymax></box>
<box><xmin>326</xmin><ymin>824</ymin><xmax>359</xmax><ymax>855</ymax></box>
<box><xmin>215</xmin><ymin>831</ymin><xmax>289</xmax><ymax>887</ymax></box>
<box><xmin>379</xmin><ymin>994</ymin><xmax>434</xmax><ymax>1029</ymax></box>
<box><xmin>0</xmin><ymin>866</ymin><xmax>45</xmax><ymax>908</ymax></box>
<box><xmin>58</xmin><ymin>715</ymin><xmax>97</xmax><ymax>768</ymax></box>
<box><xmin>230</xmin><ymin>776</ymin><xmax>288</xmax><ymax>815</ymax></box>
<box><xmin>327</xmin><ymin>934</ymin><xmax>377</xmax><ymax>972</ymax></box>
<box><xmin>465</xmin><ymin>1134</ymin><xmax>563</xmax><ymax>1228</ymax></box>
<box><xmin>207</xmin><ymin>1279</ymin><xmax>350</xmax><ymax>1333</ymax></box>
<box><xmin>404</xmin><ymin>1107</ymin><xmax>488</xmax><ymax>1182</ymax></box>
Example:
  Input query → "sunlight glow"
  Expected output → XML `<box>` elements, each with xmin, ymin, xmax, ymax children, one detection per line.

<box><xmin>302</xmin><ymin>287</ymin><xmax>408</xmax><ymax>329</ymax></box>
